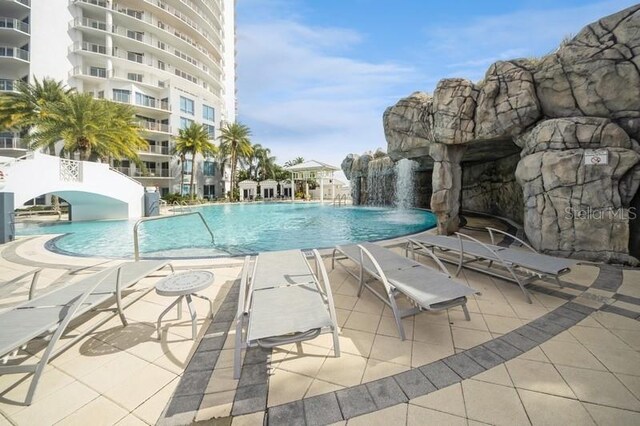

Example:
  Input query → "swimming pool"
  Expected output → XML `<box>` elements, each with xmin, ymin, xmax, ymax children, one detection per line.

<box><xmin>16</xmin><ymin>203</ymin><xmax>437</xmax><ymax>258</ymax></box>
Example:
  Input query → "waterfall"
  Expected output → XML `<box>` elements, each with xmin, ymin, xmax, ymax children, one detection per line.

<box><xmin>366</xmin><ymin>157</ymin><xmax>395</xmax><ymax>206</ymax></box>
<box><xmin>394</xmin><ymin>158</ymin><xmax>417</xmax><ymax>209</ymax></box>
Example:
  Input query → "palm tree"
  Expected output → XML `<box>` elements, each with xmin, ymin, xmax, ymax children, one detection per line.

<box><xmin>255</xmin><ymin>145</ymin><xmax>277</xmax><ymax>180</ymax></box>
<box><xmin>0</xmin><ymin>78</ymin><xmax>74</xmax><ymax>212</ymax></box>
<box><xmin>175</xmin><ymin>123</ymin><xmax>218</xmax><ymax>199</ymax></box>
<box><xmin>284</xmin><ymin>157</ymin><xmax>304</xmax><ymax>168</ymax></box>
<box><xmin>28</xmin><ymin>93</ymin><xmax>147</xmax><ymax>162</ymax></box>
<box><xmin>0</xmin><ymin>78</ymin><xmax>73</xmax><ymax>134</ymax></box>
<box><xmin>218</xmin><ymin>122</ymin><xmax>253</xmax><ymax>200</ymax></box>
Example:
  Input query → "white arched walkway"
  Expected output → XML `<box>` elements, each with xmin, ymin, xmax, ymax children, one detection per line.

<box><xmin>0</xmin><ymin>153</ymin><xmax>144</xmax><ymax>220</ymax></box>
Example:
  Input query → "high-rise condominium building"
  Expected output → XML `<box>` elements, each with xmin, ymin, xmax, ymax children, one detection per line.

<box><xmin>0</xmin><ymin>0</ymin><xmax>236</xmax><ymax>200</ymax></box>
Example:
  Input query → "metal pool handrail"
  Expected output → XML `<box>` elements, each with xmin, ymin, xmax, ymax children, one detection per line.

<box><xmin>133</xmin><ymin>212</ymin><xmax>215</xmax><ymax>261</ymax></box>
<box><xmin>333</xmin><ymin>193</ymin><xmax>349</xmax><ymax>206</ymax></box>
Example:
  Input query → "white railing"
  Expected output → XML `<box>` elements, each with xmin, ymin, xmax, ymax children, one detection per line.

<box><xmin>69</xmin><ymin>66</ymin><xmax>109</xmax><ymax>78</ymax></box>
<box><xmin>0</xmin><ymin>46</ymin><xmax>29</xmax><ymax>61</ymax></box>
<box><xmin>139</xmin><ymin>121</ymin><xmax>171</xmax><ymax>133</ymax></box>
<box><xmin>68</xmin><ymin>41</ymin><xmax>108</xmax><ymax>55</ymax></box>
<box><xmin>70</xmin><ymin>17</ymin><xmax>108</xmax><ymax>31</ymax></box>
<box><xmin>0</xmin><ymin>18</ymin><xmax>30</xmax><ymax>33</ymax></box>
<box><xmin>133</xmin><ymin>211</ymin><xmax>214</xmax><ymax>260</ymax></box>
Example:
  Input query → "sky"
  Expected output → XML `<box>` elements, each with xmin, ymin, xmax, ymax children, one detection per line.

<box><xmin>235</xmin><ymin>0</ymin><xmax>638</xmax><ymax>179</ymax></box>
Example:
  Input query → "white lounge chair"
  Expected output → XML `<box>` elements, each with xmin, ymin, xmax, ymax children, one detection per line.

<box><xmin>332</xmin><ymin>243</ymin><xmax>477</xmax><ymax>340</ymax></box>
<box><xmin>407</xmin><ymin>227</ymin><xmax>574</xmax><ymax>303</ymax></box>
<box><xmin>0</xmin><ymin>260</ymin><xmax>173</xmax><ymax>405</ymax></box>
<box><xmin>234</xmin><ymin>250</ymin><xmax>340</xmax><ymax>379</ymax></box>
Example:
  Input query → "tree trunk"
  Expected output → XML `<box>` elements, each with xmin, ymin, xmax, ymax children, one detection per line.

<box><xmin>52</xmin><ymin>195</ymin><xmax>60</xmax><ymax>213</ymax></box>
<box><xmin>180</xmin><ymin>154</ymin><xmax>185</xmax><ymax>195</ymax></box>
<box><xmin>231</xmin><ymin>152</ymin><xmax>237</xmax><ymax>201</ymax></box>
<box><xmin>190</xmin><ymin>154</ymin><xmax>196</xmax><ymax>199</ymax></box>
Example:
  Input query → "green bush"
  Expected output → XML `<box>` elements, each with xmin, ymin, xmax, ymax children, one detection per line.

<box><xmin>162</xmin><ymin>193</ymin><xmax>190</xmax><ymax>204</ymax></box>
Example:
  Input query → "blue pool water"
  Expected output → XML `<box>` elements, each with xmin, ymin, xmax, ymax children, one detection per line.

<box><xmin>16</xmin><ymin>203</ymin><xmax>436</xmax><ymax>258</ymax></box>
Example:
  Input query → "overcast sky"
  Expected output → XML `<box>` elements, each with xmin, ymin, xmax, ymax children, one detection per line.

<box><xmin>235</xmin><ymin>0</ymin><xmax>637</xmax><ymax>180</ymax></box>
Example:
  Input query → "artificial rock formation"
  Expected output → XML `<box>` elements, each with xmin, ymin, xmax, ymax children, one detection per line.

<box><xmin>344</xmin><ymin>4</ymin><xmax>640</xmax><ymax>263</ymax></box>
<box><xmin>515</xmin><ymin>118</ymin><xmax>640</xmax><ymax>263</ymax></box>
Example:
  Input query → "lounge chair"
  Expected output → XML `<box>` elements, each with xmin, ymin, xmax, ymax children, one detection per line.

<box><xmin>332</xmin><ymin>243</ymin><xmax>477</xmax><ymax>340</ymax></box>
<box><xmin>0</xmin><ymin>260</ymin><xmax>173</xmax><ymax>405</ymax></box>
<box><xmin>234</xmin><ymin>250</ymin><xmax>340</xmax><ymax>379</ymax></box>
<box><xmin>0</xmin><ymin>268</ymin><xmax>42</xmax><ymax>301</ymax></box>
<box><xmin>406</xmin><ymin>227</ymin><xmax>574</xmax><ymax>303</ymax></box>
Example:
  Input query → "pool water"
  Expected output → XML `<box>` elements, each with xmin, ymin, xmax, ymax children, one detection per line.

<box><xmin>16</xmin><ymin>203</ymin><xmax>437</xmax><ymax>258</ymax></box>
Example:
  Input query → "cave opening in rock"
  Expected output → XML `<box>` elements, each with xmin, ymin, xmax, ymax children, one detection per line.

<box><xmin>459</xmin><ymin>139</ymin><xmax>523</xmax><ymax>224</ymax></box>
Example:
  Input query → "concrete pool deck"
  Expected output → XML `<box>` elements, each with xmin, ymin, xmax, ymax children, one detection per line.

<box><xmin>0</xmin><ymin>222</ymin><xmax>639</xmax><ymax>425</ymax></box>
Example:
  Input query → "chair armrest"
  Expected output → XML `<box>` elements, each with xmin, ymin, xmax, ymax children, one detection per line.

<box><xmin>26</xmin><ymin>269</ymin><xmax>42</xmax><ymax>301</ymax></box>
<box><xmin>406</xmin><ymin>240</ymin><xmax>450</xmax><ymax>277</ymax></box>
<box><xmin>454</xmin><ymin>232</ymin><xmax>506</xmax><ymax>263</ymax></box>
<box><xmin>486</xmin><ymin>227</ymin><xmax>537</xmax><ymax>253</ymax></box>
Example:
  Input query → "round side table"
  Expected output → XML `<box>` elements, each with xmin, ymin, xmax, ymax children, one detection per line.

<box><xmin>155</xmin><ymin>270</ymin><xmax>214</xmax><ymax>340</ymax></box>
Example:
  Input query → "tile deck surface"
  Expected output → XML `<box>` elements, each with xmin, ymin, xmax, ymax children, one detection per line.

<box><xmin>0</xmin><ymin>224</ymin><xmax>639</xmax><ymax>426</ymax></box>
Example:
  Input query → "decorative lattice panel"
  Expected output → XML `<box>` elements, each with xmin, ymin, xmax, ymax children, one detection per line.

<box><xmin>59</xmin><ymin>159</ymin><xmax>82</xmax><ymax>182</ymax></box>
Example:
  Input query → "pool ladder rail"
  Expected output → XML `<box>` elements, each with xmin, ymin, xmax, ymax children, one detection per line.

<box><xmin>133</xmin><ymin>211</ymin><xmax>214</xmax><ymax>261</ymax></box>
<box><xmin>171</xmin><ymin>200</ymin><xmax>193</xmax><ymax>214</ymax></box>
<box><xmin>333</xmin><ymin>194</ymin><xmax>348</xmax><ymax>206</ymax></box>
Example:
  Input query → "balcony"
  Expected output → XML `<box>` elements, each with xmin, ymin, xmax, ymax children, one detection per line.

<box><xmin>139</xmin><ymin>121</ymin><xmax>171</xmax><ymax>134</ymax></box>
<box><xmin>140</xmin><ymin>144</ymin><xmax>171</xmax><ymax>155</ymax></box>
<box><xmin>72</xmin><ymin>0</ymin><xmax>107</xmax><ymax>7</ymax></box>
<box><xmin>0</xmin><ymin>18</ymin><xmax>30</xmax><ymax>34</ymax></box>
<box><xmin>136</xmin><ymin>169</ymin><xmax>172</xmax><ymax>178</ymax></box>
<box><xmin>69</xmin><ymin>66</ymin><xmax>109</xmax><ymax>79</ymax></box>
<box><xmin>135</xmin><ymin>97</ymin><xmax>170</xmax><ymax>111</ymax></box>
<box><xmin>69</xmin><ymin>17</ymin><xmax>109</xmax><ymax>32</ymax></box>
<box><xmin>68</xmin><ymin>41</ymin><xmax>108</xmax><ymax>55</ymax></box>
<box><xmin>0</xmin><ymin>46</ymin><xmax>29</xmax><ymax>61</ymax></box>
<box><xmin>110</xmin><ymin>69</ymin><xmax>170</xmax><ymax>89</ymax></box>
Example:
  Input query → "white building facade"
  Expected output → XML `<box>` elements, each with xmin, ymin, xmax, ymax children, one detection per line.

<box><xmin>0</xmin><ymin>0</ymin><xmax>236</xmax><ymax>200</ymax></box>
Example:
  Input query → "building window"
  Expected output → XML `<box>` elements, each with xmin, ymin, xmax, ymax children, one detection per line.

<box><xmin>204</xmin><ymin>185</ymin><xmax>215</xmax><ymax>199</ymax></box>
<box><xmin>127</xmin><ymin>73</ymin><xmax>143</xmax><ymax>82</ymax></box>
<box><xmin>203</xmin><ymin>124</ymin><xmax>215</xmax><ymax>139</ymax></box>
<box><xmin>184</xmin><ymin>159</ymin><xmax>193</xmax><ymax>174</ymax></box>
<box><xmin>89</xmin><ymin>66</ymin><xmax>107</xmax><ymax>78</ymax></box>
<box><xmin>181</xmin><ymin>184</ymin><xmax>190</xmax><ymax>196</ymax></box>
<box><xmin>127</xmin><ymin>30</ymin><xmax>144</xmax><ymax>41</ymax></box>
<box><xmin>203</xmin><ymin>161</ymin><xmax>215</xmax><ymax>176</ymax></box>
<box><xmin>180</xmin><ymin>96</ymin><xmax>194</xmax><ymax>115</ymax></box>
<box><xmin>136</xmin><ymin>93</ymin><xmax>156</xmax><ymax>108</ymax></box>
<box><xmin>127</xmin><ymin>51</ymin><xmax>144</xmax><ymax>63</ymax></box>
<box><xmin>203</xmin><ymin>105</ymin><xmax>215</xmax><ymax>121</ymax></box>
<box><xmin>113</xmin><ymin>89</ymin><xmax>130</xmax><ymax>103</ymax></box>
<box><xmin>180</xmin><ymin>117</ymin><xmax>194</xmax><ymax>130</ymax></box>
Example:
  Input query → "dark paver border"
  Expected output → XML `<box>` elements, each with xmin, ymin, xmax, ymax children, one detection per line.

<box><xmin>156</xmin><ymin>257</ymin><xmax>639</xmax><ymax>426</ymax></box>
<box><xmin>261</xmin><ymin>263</ymin><xmax>640</xmax><ymax>425</ymax></box>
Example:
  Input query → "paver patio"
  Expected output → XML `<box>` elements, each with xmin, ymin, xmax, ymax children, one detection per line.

<box><xmin>0</xmin><ymin>222</ymin><xmax>639</xmax><ymax>426</ymax></box>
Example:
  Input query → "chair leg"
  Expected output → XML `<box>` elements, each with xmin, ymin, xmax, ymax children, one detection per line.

<box><xmin>554</xmin><ymin>276</ymin><xmax>564</xmax><ymax>288</ymax></box>
<box><xmin>462</xmin><ymin>303</ymin><xmax>471</xmax><ymax>321</ymax></box>
<box><xmin>177</xmin><ymin>298</ymin><xmax>183</xmax><ymax>320</ymax></box>
<box><xmin>157</xmin><ymin>296</ymin><xmax>183</xmax><ymax>340</ymax></box>
<box><xmin>185</xmin><ymin>294</ymin><xmax>198</xmax><ymax>340</ymax></box>
<box><xmin>508</xmin><ymin>268</ymin><xmax>532</xmax><ymax>304</ymax></box>
<box><xmin>193</xmin><ymin>293</ymin><xmax>214</xmax><ymax>319</ymax></box>
<box><xmin>332</xmin><ymin>328</ymin><xmax>341</xmax><ymax>357</ymax></box>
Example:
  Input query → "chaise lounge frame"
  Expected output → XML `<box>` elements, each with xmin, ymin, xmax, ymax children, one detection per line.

<box><xmin>407</xmin><ymin>227</ymin><xmax>572</xmax><ymax>304</ymax></box>
<box><xmin>332</xmin><ymin>242</ymin><xmax>477</xmax><ymax>341</ymax></box>
<box><xmin>0</xmin><ymin>260</ymin><xmax>173</xmax><ymax>405</ymax></box>
<box><xmin>234</xmin><ymin>249</ymin><xmax>340</xmax><ymax>379</ymax></box>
